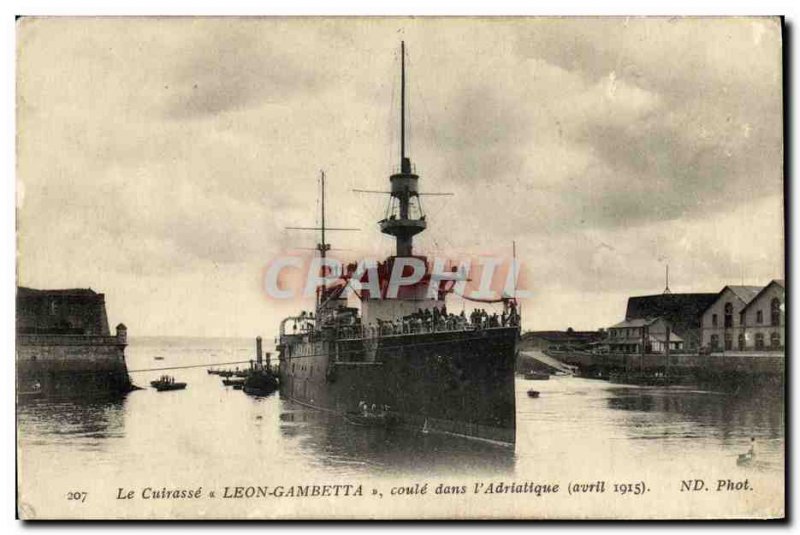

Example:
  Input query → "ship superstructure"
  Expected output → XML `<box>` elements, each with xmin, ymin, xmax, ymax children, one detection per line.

<box><xmin>277</xmin><ymin>43</ymin><xmax>519</xmax><ymax>445</ymax></box>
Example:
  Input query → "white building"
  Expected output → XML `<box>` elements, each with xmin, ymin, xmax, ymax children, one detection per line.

<box><xmin>700</xmin><ymin>280</ymin><xmax>785</xmax><ymax>353</ymax></box>
<box><xmin>606</xmin><ymin>317</ymin><xmax>684</xmax><ymax>354</ymax></box>
<box><xmin>739</xmin><ymin>280</ymin><xmax>785</xmax><ymax>351</ymax></box>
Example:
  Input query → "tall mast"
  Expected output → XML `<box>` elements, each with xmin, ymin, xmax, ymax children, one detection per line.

<box><xmin>318</xmin><ymin>170</ymin><xmax>327</xmax><ymax>308</ymax></box>
<box><xmin>379</xmin><ymin>41</ymin><xmax>426</xmax><ymax>256</ymax></box>
<box><xmin>401</xmin><ymin>40</ymin><xmax>406</xmax><ymax>165</ymax></box>
<box><xmin>512</xmin><ymin>240</ymin><xmax>517</xmax><ymax>299</ymax></box>
<box><xmin>320</xmin><ymin>170</ymin><xmax>326</xmax><ymax>263</ymax></box>
<box><xmin>285</xmin><ymin>171</ymin><xmax>358</xmax><ymax>308</ymax></box>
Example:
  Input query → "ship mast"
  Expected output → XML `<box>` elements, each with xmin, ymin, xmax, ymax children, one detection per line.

<box><xmin>401</xmin><ymin>40</ymin><xmax>406</xmax><ymax>165</ymax></box>
<box><xmin>379</xmin><ymin>41</ymin><xmax>427</xmax><ymax>257</ymax></box>
<box><xmin>318</xmin><ymin>171</ymin><xmax>328</xmax><ymax>307</ymax></box>
<box><xmin>286</xmin><ymin>171</ymin><xmax>358</xmax><ymax>310</ymax></box>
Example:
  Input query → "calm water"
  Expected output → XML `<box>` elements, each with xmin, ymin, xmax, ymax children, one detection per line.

<box><xmin>17</xmin><ymin>337</ymin><xmax>785</xmax><ymax>517</ymax></box>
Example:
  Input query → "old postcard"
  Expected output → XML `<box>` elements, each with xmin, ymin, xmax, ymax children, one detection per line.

<box><xmin>15</xmin><ymin>16</ymin><xmax>785</xmax><ymax>520</ymax></box>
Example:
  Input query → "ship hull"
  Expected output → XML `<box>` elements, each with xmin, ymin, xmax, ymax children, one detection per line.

<box><xmin>279</xmin><ymin>326</ymin><xmax>518</xmax><ymax>445</ymax></box>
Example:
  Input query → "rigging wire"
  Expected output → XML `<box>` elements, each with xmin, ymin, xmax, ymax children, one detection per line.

<box><xmin>127</xmin><ymin>360</ymin><xmax>255</xmax><ymax>374</ymax></box>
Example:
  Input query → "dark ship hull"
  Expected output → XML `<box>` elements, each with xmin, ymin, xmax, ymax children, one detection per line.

<box><xmin>279</xmin><ymin>326</ymin><xmax>518</xmax><ymax>445</ymax></box>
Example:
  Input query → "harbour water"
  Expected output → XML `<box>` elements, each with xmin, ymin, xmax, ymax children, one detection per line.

<box><xmin>17</xmin><ymin>336</ymin><xmax>784</xmax><ymax>518</ymax></box>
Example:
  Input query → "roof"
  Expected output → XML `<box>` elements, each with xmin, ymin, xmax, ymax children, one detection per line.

<box><xmin>741</xmin><ymin>280</ymin><xmax>786</xmax><ymax>313</ymax></box>
<box><xmin>610</xmin><ymin>318</ymin><xmax>660</xmax><ymax>329</ymax></box>
<box><xmin>725</xmin><ymin>285</ymin><xmax>762</xmax><ymax>304</ymax></box>
<box><xmin>700</xmin><ymin>284</ymin><xmax>767</xmax><ymax>316</ymax></box>
<box><xmin>625</xmin><ymin>293</ymin><xmax>718</xmax><ymax>328</ymax></box>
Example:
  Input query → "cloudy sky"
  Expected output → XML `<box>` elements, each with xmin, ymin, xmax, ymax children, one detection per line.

<box><xmin>16</xmin><ymin>17</ymin><xmax>784</xmax><ymax>337</ymax></box>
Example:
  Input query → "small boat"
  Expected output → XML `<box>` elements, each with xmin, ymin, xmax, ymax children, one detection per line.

<box><xmin>154</xmin><ymin>356</ymin><xmax>164</xmax><ymax>361</ymax></box>
<box><xmin>243</xmin><ymin>371</ymin><xmax>279</xmax><ymax>397</ymax></box>
<box><xmin>737</xmin><ymin>438</ymin><xmax>757</xmax><ymax>466</ymax></box>
<box><xmin>222</xmin><ymin>378</ymin><xmax>245</xmax><ymax>387</ymax></box>
<box><xmin>527</xmin><ymin>390</ymin><xmax>540</xmax><ymax>398</ymax></box>
<box><xmin>150</xmin><ymin>375</ymin><xmax>187</xmax><ymax>392</ymax></box>
<box><xmin>524</xmin><ymin>371</ymin><xmax>550</xmax><ymax>381</ymax></box>
<box><xmin>344</xmin><ymin>411</ymin><xmax>397</xmax><ymax>428</ymax></box>
<box><xmin>18</xmin><ymin>381</ymin><xmax>44</xmax><ymax>399</ymax></box>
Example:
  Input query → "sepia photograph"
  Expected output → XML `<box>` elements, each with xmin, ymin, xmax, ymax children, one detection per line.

<box><xmin>14</xmin><ymin>16</ymin><xmax>785</xmax><ymax>520</ymax></box>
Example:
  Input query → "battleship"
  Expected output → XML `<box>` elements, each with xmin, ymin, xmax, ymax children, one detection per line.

<box><xmin>276</xmin><ymin>43</ymin><xmax>520</xmax><ymax>446</ymax></box>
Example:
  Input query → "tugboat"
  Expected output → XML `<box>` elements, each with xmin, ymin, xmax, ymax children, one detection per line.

<box><xmin>150</xmin><ymin>375</ymin><xmax>187</xmax><ymax>392</ymax></box>
<box><xmin>243</xmin><ymin>338</ymin><xmax>279</xmax><ymax>396</ymax></box>
<box><xmin>276</xmin><ymin>43</ymin><xmax>520</xmax><ymax>446</ymax></box>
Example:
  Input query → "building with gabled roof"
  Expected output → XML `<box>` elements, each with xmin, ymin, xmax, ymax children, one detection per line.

<box><xmin>737</xmin><ymin>280</ymin><xmax>785</xmax><ymax>351</ymax></box>
<box><xmin>606</xmin><ymin>317</ymin><xmax>683</xmax><ymax>354</ymax></box>
<box><xmin>701</xmin><ymin>282</ymin><xmax>784</xmax><ymax>353</ymax></box>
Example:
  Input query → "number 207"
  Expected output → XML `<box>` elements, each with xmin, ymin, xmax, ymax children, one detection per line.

<box><xmin>67</xmin><ymin>491</ymin><xmax>87</xmax><ymax>503</ymax></box>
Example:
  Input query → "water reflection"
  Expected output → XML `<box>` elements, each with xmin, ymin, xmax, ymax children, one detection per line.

<box><xmin>17</xmin><ymin>397</ymin><xmax>127</xmax><ymax>450</ymax></box>
<box><xmin>606</xmin><ymin>382</ymin><xmax>784</xmax><ymax>441</ymax></box>
<box><xmin>277</xmin><ymin>399</ymin><xmax>515</xmax><ymax>476</ymax></box>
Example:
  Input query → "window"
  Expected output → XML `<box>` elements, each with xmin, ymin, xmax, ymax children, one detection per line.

<box><xmin>738</xmin><ymin>333</ymin><xmax>746</xmax><ymax>351</ymax></box>
<box><xmin>49</xmin><ymin>300</ymin><xmax>58</xmax><ymax>316</ymax></box>
<box><xmin>770</xmin><ymin>332</ymin><xmax>780</xmax><ymax>349</ymax></box>
<box><xmin>710</xmin><ymin>334</ymin><xmax>719</xmax><ymax>351</ymax></box>
<box><xmin>755</xmin><ymin>333</ymin><xmax>765</xmax><ymax>350</ymax></box>
<box><xmin>740</xmin><ymin>312</ymin><xmax>746</xmax><ymax>327</ymax></box>
<box><xmin>770</xmin><ymin>298</ymin><xmax>781</xmax><ymax>327</ymax></box>
<box><xmin>724</xmin><ymin>303</ymin><xmax>733</xmax><ymax>328</ymax></box>
<box><xmin>724</xmin><ymin>332</ymin><xmax>733</xmax><ymax>351</ymax></box>
<box><xmin>712</xmin><ymin>314</ymin><xmax>718</xmax><ymax>327</ymax></box>
<box><xmin>757</xmin><ymin>310</ymin><xmax>763</xmax><ymax>324</ymax></box>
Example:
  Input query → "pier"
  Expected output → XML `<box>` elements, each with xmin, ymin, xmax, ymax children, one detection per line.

<box><xmin>544</xmin><ymin>349</ymin><xmax>784</xmax><ymax>384</ymax></box>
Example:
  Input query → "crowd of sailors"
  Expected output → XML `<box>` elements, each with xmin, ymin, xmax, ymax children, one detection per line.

<box><xmin>286</xmin><ymin>302</ymin><xmax>519</xmax><ymax>340</ymax></box>
<box><xmin>341</xmin><ymin>303</ymin><xmax>519</xmax><ymax>339</ymax></box>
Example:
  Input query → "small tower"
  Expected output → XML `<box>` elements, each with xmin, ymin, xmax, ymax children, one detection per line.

<box><xmin>115</xmin><ymin>323</ymin><xmax>127</xmax><ymax>345</ymax></box>
<box><xmin>379</xmin><ymin>41</ymin><xmax>426</xmax><ymax>257</ymax></box>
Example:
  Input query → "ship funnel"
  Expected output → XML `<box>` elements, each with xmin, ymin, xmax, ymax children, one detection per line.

<box><xmin>256</xmin><ymin>336</ymin><xmax>263</xmax><ymax>366</ymax></box>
